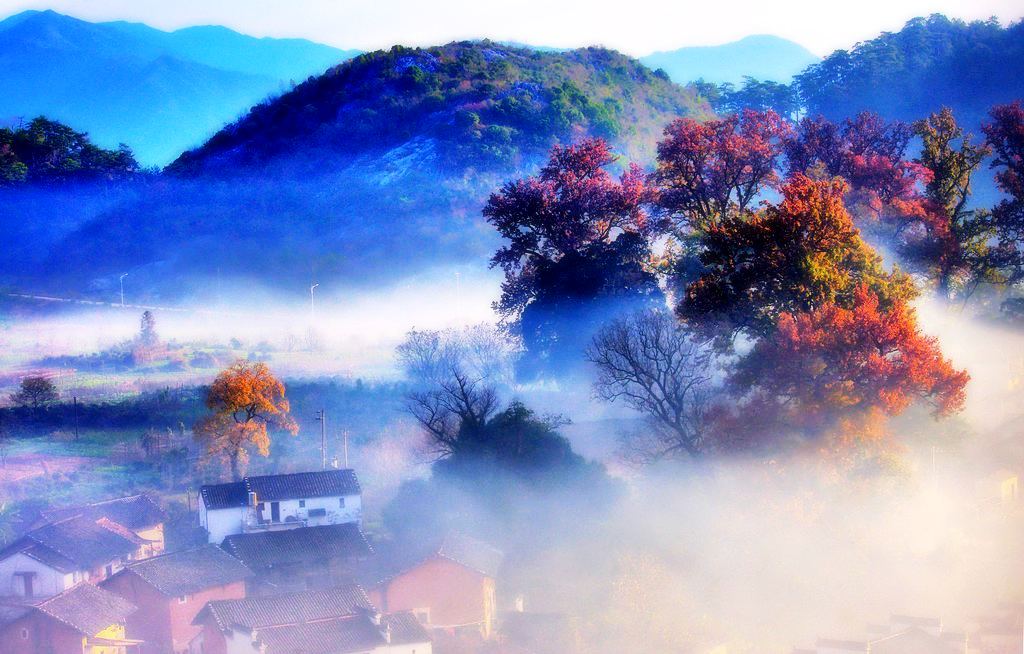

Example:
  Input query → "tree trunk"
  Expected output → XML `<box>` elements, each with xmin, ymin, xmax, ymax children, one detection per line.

<box><xmin>230</xmin><ymin>451</ymin><xmax>241</xmax><ymax>481</ymax></box>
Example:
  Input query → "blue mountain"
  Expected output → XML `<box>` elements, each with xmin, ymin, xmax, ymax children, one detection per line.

<box><xmin>0</xmin><ymin>10</ymin><xmax>359</xmax><ymax>165</ymax></box>
<box><xmin>640</xmin><ymin>34</ymin><xmax>819</xmax><ymax>85</ymax></box>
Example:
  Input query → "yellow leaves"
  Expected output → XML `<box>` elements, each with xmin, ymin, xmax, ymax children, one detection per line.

<box><xmin>194</xmin><ymin>359</ymin><xmax>297</xmax><ymax>477</ymax></box>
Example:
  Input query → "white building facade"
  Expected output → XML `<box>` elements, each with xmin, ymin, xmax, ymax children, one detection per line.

<box><xmin>199</xmin><ymin>469</ymin><xmax>363</xmax><ymax>544</ymax></box>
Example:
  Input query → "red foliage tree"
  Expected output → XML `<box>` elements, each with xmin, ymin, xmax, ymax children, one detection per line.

<box><xmin>679</xmin><ymin>174</ymin><xmax>915</xmax><ymax>339</ymax></box>
<box><xmin>654</xmin><ymin>109</ymin><xmax>792</xmax><ymax>229</ymax></box>
<box><xmin>731</xmin><ymin>286</ymin><xmax>968</xmax><ymax>431</ymax></box>
<box><xmin>485</xmin><ymin>138</ymin><xmax>656</xmax><ymax>321</ymax></box>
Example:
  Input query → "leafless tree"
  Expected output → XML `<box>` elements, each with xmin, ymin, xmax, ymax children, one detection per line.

<box><xmin>587</xmin><ymin>309</ymin><xmax>716</xmax><ymax>462</ymax></box>
<box><xmin>397</xmin><ymin>325</ymin><xmax>513</xmax><ymax>459</ymax></box>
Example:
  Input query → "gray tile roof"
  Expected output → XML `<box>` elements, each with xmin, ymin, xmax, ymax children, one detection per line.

<box><xmin>255</xmin><ymin>615</ymin><xmax>383</xmax><ymax>653</ymax></box>
<box><xmin>34</xmin><ymin>582</ymin><xmax>136</xmax><ymax>636</ymax></box>
<box><xmin>0</xmin><ymin>515</ymin><xmax>142</xmax><ymax>572</ymax></box>
<box><xmin>364</xmin><ymin>532</ymin><xmax>503</xmax><ymax>586</ymax></box>
<box><xmin>201</xmin><ymin>470</ymin><xmax>361</xmax><ymax>510</ymax></box>
<box><xmin>194</xmin><ymin>585</ymin><xmax>374</xmax><ymax>631</ymax></box>
<box><xmin>381</xmin><ymin>611</ymin><xmax>432</xmax><ymax>645</ymax></box>
<box><xmin>114</xmin><ymin>545</ymin><xmax>252</xmax><ymax>597</ymax></box>
<box><xmin>221</xmin><ymin>523</ymin><xmax>372</xmax><ymax>573</ymax></box>
<box><xmin>41</xmin><ymin>494</ymin><xmax>165</xmax><ymax>530</ymax></box>
<box><xmin>436</xmin><ymin>532</ymin><xmax>504</xmax><ymax>578</ymax></box>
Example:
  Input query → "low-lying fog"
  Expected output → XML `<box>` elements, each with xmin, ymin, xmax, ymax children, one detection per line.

<box><xmin>3</xmin><ymin>267</ymin><xmax>1024</xmax><ymax>652</ymax></box>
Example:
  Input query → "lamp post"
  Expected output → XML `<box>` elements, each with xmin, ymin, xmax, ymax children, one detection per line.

<box><xmin>315</xmin><ymin>409</ymin><xmax>326</xmax><ymax>470</ymax></box>
<box><xmin>119</xmin><ymin>273</ymin><xmax>129</xmax><ymax>307</ymax></box>
<box><xmin>309</xmin><ymin>283</ymin><xmax>319</xmax><ymax>322</ymax></box>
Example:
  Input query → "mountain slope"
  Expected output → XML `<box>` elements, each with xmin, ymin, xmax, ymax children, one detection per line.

<box><xmin>641</xmin><ymin>35</ymin><xmax>819</xmax><ymax>85</ymax></box>
<box><xmin>23</xmin><ymin>43</ymin><xmax>709</xmax><ymax>300</ymax></box>
<box><xmin>170</xmin><ymin>41</ymin><xmax>708</xmax><ymax>176</ymax></box>
<box><xmin>795</xmin><ymin>14</ymin><xmax>1024</xmax><ymax>125</ymax></box>
<box><xmin>0</xmin><ymin>10</ymin><xmax>356</xmax><ymax>165</ymax></box>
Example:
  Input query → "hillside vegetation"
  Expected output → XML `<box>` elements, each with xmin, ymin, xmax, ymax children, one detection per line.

<box><xmin>794</xmin><ymin>15</ymin><xmax>1024</xmax><ymax>124</ymax></box>
<box><xmin>12</xmin><ymin>42</ymin><xmax>707</xmax><ymax>298</ymax></box>
<box><xmin>170</xmin><ymin>41</ymin><xmax>709</xmax><ymax>175</ymax></box>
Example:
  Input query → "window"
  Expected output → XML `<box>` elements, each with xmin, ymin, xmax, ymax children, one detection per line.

<box><xmin>338</xmin><ymin>497</ymin><xmax>346</xmax><ymax>508</ymax></box>
<box><xmin>178</xmin><ymin>595</ymin><xmax>188</xmax><ymax>604</ymax></box>
<box><xmin>299</xmin><ymin>500</ymin><xmax>306</xmax><ymax>508</ymax></box>
<box><xmin>20</xmin><ymin>628</ymin><xmax>28</xmax><ymax>640</ymax></box>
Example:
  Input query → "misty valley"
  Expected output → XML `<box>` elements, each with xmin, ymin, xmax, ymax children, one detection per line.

<box><xmin>1</xmin><ymin>5</ymin><xmax>1024</xmax><ymax>654</ymax></box>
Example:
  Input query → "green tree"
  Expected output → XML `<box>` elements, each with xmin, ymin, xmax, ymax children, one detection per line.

<box><xmin>11</xmin><ymin>376</ymin><xmax>58</xmax><ymax>409</ymax></box>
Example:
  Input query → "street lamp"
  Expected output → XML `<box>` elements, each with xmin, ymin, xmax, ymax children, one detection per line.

<box><xmin>119</xmin><ymin>273</ymin><xmax>129</xmax><ymax>307</ymax></box>
<box><xmin>309</xmin><ymin>283</ymin><xmax>319</xmax><ymax>322</ymax></box>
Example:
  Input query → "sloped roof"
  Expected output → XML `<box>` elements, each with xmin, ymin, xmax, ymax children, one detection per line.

<box><xmin>364</xmin><ymin>532</ymin><xmax>503</xmax><ymax>586</ymax></box>
<box><xmin>436</xmin><ymin>532</ymin><xmax>504</xmax><ymax>578</ymax></box>
<box><xmin>34</xmin><ymin>583</ymin><xmax>136</xmax><ymax>636</ymax></box>
<box><xmin>201</xmin><ymin>470</ymin><xmax>361</xmax><ymax>510</ymax></box>
<box><xmin>41</xmin><ymin>494</ymin><xmax>165</xmax><ymax>530</ymax></box>
<box><xmin>194</xmin><ymin>585</ymin><xmax>374</xmax><ymax>631</ymax></box>
<box><xmin>255</xmin><ymin>614</ymin><xmax>383</xmax><ymax>653</ymax></box>
<box><xmin>381</xmin><ymin>611</ymin><xmax>432</xmax><ymax>645</ymax></box>
<box><xmin>113</xmin><ymin>545</ymin><xmax>252</xmax><ymax>597</ymax></box>
<box><xmin>221</xmin><ymin>523</ymin><xmax>372</xmax><ymax>572</ymax></box>
<box><xmin>0</xmin><ymin>515</ymin><xmax>142</xmax><ymax>571</ymax></box>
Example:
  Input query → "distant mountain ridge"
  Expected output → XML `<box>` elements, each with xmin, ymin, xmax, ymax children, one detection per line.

<box><xmin>641</xmin><ymin>34</ymin><xmax>819</xmax><ymax>85</ymax></box>
<box><xmin>0</xmin><ymin>10</ymin><xmax>359</xmax><ymax>164</ymax></box>
<box><xmin>13</xmin><ymin>42</ymin><xmax>710</xmax><ymax>299</ymax></box>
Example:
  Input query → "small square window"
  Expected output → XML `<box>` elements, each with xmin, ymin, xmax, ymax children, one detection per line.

<box><xmin>299</xmin><ymin>500</ymin><xmax>306</xmax><ymax>508</ymax></box>
<box><xmin>338</xmin><ymin>497</ymin><xmax>345</xmax><ymax>508</ymax></box>
<box><xmin>178</xmin><ymin>595</ymin><xmax>188</xmax><ymax>604</ymax></box>
<box><xmin>20</xmin><ymin>628</ymin><xmax>29</xmax><ymax>640</ymax></box>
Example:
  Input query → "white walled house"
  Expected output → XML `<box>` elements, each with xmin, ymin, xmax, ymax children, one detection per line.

<box><xmin>199</xmin><ymin>469</ymin><xmax>362</xmax><ymax>544</ymax></box>
<box><xmin>0</xmin><ymin>514</ymin><xmax>146</xmax><ymax>599</ymax></box>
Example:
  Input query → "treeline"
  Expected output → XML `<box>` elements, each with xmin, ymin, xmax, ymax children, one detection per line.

<box><xmin>0</xmin><ymin>117</ymin><xmax>143</xmax><ymax>186</ymax></box>
<box><xmin>694</xmin><ymin>15</ymin><xmax>1024</xmax><ymax>123</ymax></box>
<box><xmin>485</xmin><ymin>101</ymin><xmax>1024</xmax><ymax>461</ymax></box>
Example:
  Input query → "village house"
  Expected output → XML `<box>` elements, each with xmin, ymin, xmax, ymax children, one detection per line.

<box><xmin>41</xmin><ymin>494</ymin><xmax>168</xmax><ymax>557</ymax></box>
<box><xmin>797</xmin><ymin>614</ymin><xmax>968</xmax><ymax>653</ymax></box>
<box><xmin>199</xmin><ymin>470</ymin><xmax>362</xmax><ymax>544</ymax></box>
<box><xmin>0</xmin><ymin>581</ymin><xmax>140</xmax><ymax>653</ymax></box>
<box><xmin>364</xmin><ymin>533</ymin><xmax>503</xmax><ymax>639</ymax></box>
<box><xmin>220</xmin><ymin>522</ymin><xmax>373</xmax><ymax>594</ymax></box>
<box><xmin>102</xmin><ymin>545</ymin><xmax>253</xmax><ymax>654</ymax></box>
<box><xmin>190</xmin><ymin>585</ymin><xmax>430</xmax><ymax>654</ymax></box>
<box><xmin>0</xmin><ymin>514</ymin><xmax>151</xmax><ymax>599</ymax></box>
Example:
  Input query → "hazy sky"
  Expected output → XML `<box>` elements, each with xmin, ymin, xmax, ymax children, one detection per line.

<box><xmin>0</xmin><ymin>0</ymin><xmax>1021</xmax><ymax>56</ymax></box>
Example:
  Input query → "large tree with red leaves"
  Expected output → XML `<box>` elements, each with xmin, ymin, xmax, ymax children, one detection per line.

<box><xmin>654</xmin><ymin>109</ymin><xmax>791</xmax><ymax>230</ymax></box>
<box><xmin>485</xmin><ymin>138</ymin><xmax>663</xmax><ymax>376</ymax></box>
<box><xmin>731</xmin><ymin>286</ymin><xmax>968</xmax><ymax>433</ymax></box>
<box><xmin>678</xmin><ymin>174</ymin><xmax>916</xmax><ymax>340</ymax></box>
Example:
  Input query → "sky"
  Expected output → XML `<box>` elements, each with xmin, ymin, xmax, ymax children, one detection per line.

<box><xmin>1</xmin><ymin>0</ymin><xmax>1022</xmax><ymax>56</ymax></box>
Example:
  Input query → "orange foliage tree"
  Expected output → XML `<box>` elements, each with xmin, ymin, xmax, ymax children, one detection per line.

<box><xmin>679</xmin><ymin>174</ymin><xmax>916</xmax><ymax>341</ymax></box>
<box><xmin>194</xmin><ymin>360</ymin><xmax>298</xmax><ymax>480</ymax></box>
<box><xmin>731</xmin><ymin>286</ymin><xmax>968</xmax><ymax>434</ymax></box>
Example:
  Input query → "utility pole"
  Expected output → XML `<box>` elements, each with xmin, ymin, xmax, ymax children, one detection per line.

<box><xmin>309</xmin><ymin>283</ymin><xmax>319</xmax><ymax>322</ymax></box>
<box><xmin>119</xmin><ymin>273</ymin><xmax>128</xmax><ymax>307</ymax></box>
<box><xmin>342</xmin><ymin>430</ymin><xmax>349</xmax><ymax>468</ymax></box>
<box><xmin>315</xmin><ymin>410</ymin><xmax>326</xmax><ymax>470</ymax></box>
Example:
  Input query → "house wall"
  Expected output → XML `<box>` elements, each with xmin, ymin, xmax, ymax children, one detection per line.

<box><xmin>0</xmin><ymin>552</ymin><xmax>76</xmax><ymax>598</ymax></box>
<box><xmin>169</xmin><ymin>581</ymin><xmax>246</xmax><ymax>652</ymax></box>
<box><xmin>0</xmin><ymin>611</ymin><xmax>120</xmax><ymax>654</ymax></box>
<box><xmin>371</xmin><ymin>558</ymin><xmax>495</xmax><ymax>637</ymax></box>
<box><xmin>379</xmin><ymin>640</ymin><xmax>433</xmax><ymax>654</ymax></box>
<box><xmin>103</xmin><ymin>573</ymin><xmax>247</xmax><ymax>654</ymax></box>
<box><xmin>201</xmin><ymin>507</ymin><xmax>247</xmax><ymax>545</ymax></box>
<box><xmin>202</xmin><ymin>494</ymin><xmax>361</xmax><ymax>544</ymax></box>
<box><xmin>190</xmin><ymin>619</ymin><xmax>229</xmax><ymax>654</ymax></box>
